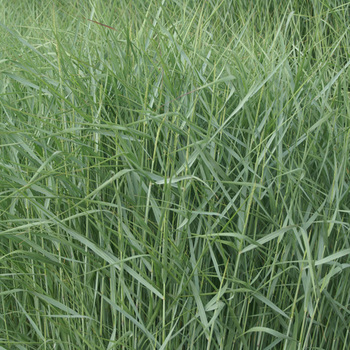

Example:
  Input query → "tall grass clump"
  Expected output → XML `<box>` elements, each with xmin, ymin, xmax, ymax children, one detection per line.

<box><xmin>1</xmin><ymin>0</ymin><xmax>349</xmax><ymax>349</ymax></box>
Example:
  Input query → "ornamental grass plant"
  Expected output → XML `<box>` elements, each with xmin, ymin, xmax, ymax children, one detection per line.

<box><xmin>1</xmin><ymin>1</ymin><xmax>349</xmax><ymax>349</ymax></box>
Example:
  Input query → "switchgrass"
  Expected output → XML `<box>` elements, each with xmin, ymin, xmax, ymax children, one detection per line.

<box><xmin>1</xmin><ymin>1</ymin><xmax>350</xmax><ymax>349</ymax></box>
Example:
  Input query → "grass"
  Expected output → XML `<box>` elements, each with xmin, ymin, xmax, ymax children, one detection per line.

<box><xmin>0</xmin><ymin>0</ymin><xmax>349</xmax><ymax>349</ymax></box>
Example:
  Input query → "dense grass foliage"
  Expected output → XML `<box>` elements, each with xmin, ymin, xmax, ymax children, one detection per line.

<box><xmin>1</xmin><ymin>1</ymin><xmax>350</xmax><ymax>349</ymax></box>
